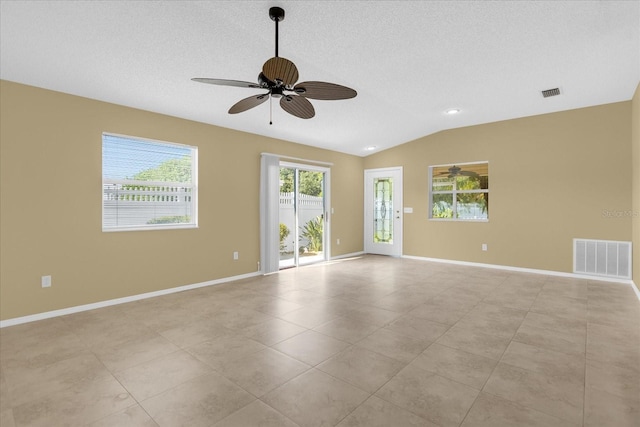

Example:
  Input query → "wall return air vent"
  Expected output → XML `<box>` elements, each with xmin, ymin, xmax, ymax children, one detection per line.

<box><xmin>573</xmin><ymin>238</ymin><xmax>632</xmax><ymax>280</ymax></box>
<box><xmin>541</xmin><ymin>88</ymin><xmax>561</xmax><ymax>98</ymax></box>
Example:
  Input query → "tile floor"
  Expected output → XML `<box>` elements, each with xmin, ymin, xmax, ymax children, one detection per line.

<box><xmin>1</xmin><ymin>255</ymin><xmax>639</xmax><ymax>426</ymax></box>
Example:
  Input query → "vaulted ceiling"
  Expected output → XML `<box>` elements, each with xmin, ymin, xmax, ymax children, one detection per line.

<box><xmin>1</xmin><ymin>1</ymin><xmax>638</xmax><ymax>156</ymax></box>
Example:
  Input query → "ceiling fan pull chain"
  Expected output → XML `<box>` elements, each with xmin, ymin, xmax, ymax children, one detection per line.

<box><xmin>269</xmin><ymin>95</ymin><xmax>273</xmax><ymax>125</ymax></box>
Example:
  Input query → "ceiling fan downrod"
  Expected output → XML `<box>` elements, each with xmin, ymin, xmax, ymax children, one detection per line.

<box><xmin>269</xmin><ymin>7</ymin><xmax>285</xmax><ymax>58</ymax></box>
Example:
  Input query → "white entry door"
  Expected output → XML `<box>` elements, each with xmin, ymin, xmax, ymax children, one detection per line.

<box><xmin>364</xmin><ymin>167</ymin><xmax>403</xmax><ymax>256</ymax></box>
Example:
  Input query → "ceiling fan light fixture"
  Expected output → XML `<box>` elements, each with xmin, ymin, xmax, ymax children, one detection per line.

<box><xmin>192</xmin><ymin>7</ymin><xmax>356</xmax><ymax>120</ymax></box>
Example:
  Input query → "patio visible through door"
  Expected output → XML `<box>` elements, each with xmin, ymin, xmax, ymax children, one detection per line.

<box><xmin>279</xmin><ymin>163</ymin><xmax>329</xmax><ymax>269</ymax></box>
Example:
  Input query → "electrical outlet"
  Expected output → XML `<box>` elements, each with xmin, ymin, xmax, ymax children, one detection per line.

<box><xmin>233</xmin><ymin>251</ymin><xmax>239</xmax><ymax>260</ymax></box>
<box><xmin>41</xmin><ymin>275</ymin><xmax>52</xmax><ymax>288</ymax></box>
<box><xmin>336</xmin><ymin>238</ymin><xmax>341</xmax><ymax>245</ymax></box>
<box><xmin>482</xmin><ymin>243</ymin><xmax>488</xmax><ymax>251</ymax></box>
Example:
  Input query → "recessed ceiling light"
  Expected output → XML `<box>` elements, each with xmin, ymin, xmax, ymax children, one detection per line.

<box><xmin>365</xmin><ymin>146</ymin><xmax>377</xmax><ymax>151</ymax></box>
<box><xmin>445</xmin><ymin>109</ymin><xmax>460</xmax><ymax>115</ymax></box>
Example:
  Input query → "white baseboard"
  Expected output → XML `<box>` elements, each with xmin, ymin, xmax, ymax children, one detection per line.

<box><xmin>0</xmin><ymin>271</ymin><xmax>262</xmax><ymax>328</ymax></box>
<box><xmin>330</xmin><ymin>251</ymin><xmax>366</xmax><ymax>261</ymax></box>
<box><xmin>4</xmin><ymin>255</ymin><xmax>637</xmax><ymax>328</ymax></box>
<box><xmin>402</xmin><ymin>255</ymin><xmax>639</xmax><ymax>299</ymax></box>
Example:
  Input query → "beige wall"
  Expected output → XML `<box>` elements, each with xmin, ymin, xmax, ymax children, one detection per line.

<box><xmin>364</xmin><ymin>102</ymin><xmax>633</xmax><ymax>274</ymax></box>
<box><xmin>632</xmin><ymin>83</ymin><xmax>640</xmax><ymax>286</ymax></box>
<box><xmin>0</xmin><ymin>80</ymin><xmax>364</xmax><ymax>320</ymax></box>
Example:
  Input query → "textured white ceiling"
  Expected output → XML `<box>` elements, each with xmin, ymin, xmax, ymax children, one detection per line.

<box><xmin>1</xmin><ymin>1</ymin><xmax>638</xmax><ymax>156</ymax></box>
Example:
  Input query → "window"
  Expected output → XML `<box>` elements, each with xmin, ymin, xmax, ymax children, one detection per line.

<box><xmin>102</xmin><ymin>133</ymin><xmax>197</xmax><ymax>231</ymax></box>
<box><xmin>429</xmin><ymin>162</ymin><xmax>488</xmax><ymax>220</ymax></box>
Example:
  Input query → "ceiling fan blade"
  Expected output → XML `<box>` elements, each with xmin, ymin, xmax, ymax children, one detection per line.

<box><xmin>262</xmin><ymin>57</ymin><xmax>299</xmax><ymax>86</ymax></box>
<box><xmin>280</xmin><ymin>95</ymin><xmax>315</xmax><ymax>119</ymax></box>
<box><xmin>293</xmin><ymin>81</ymin><xmax>357</xmax><ymax>100</ymax></box>
<box><xmin>459</xmin><ymin>171</ymin><xmax>480</xmax><ymax>178</ymax></box>
<box><xmin>192</xmin><ymin>78</ymin><xmax>262</xmax><ymax>89</ymax></box>
<box><xmin>228</xmin><ymin>93</ymin><xmax>270</xmax><ymax>114</ymax></box>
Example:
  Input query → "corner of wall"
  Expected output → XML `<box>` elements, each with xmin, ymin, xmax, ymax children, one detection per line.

<box><xmin>632</xmin><ymin>82</ymin><xmax>640</xmax><ymax>286</ymax></box>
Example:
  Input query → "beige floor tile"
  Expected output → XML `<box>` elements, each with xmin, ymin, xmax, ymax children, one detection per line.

<box><xmin>340</xmin><ymin>304</ymin><xmax>402</xmax><ymax>326</ymax></box>
<box><xmin>186</xmin><ymin>335</ymin><xmax>267</xmax><ymax>370</ymax></box>
<box><xmin>482</xmin><ymin>288</ymin><xmax>539</xmax><ymax>311</ymax></box>
<box><xmin>530</xmin><ymin>293</ymin><xmax>587</xmax><ymax>321</ymax></box>
<box><xmin>406</xmin><ymin>300</ymin><xmax>472</xmax><ymax>325</ymax></box>
<box><xmin>586</xmin><ymin>358</ymin><xmax>640</xmax><ymax>402</ymax></box>
<box><xmin>64</xmin><ymin>313</ymin><xmax>154</xmax><ymax>349</ymax></box>
<box><xmin>455</xmin><ymin>303</ymin><xmax>527</xmax><ymax>339</ymax></box>
<box><xmin>317</xmin><ymin>345</ymin><xmax>405</xmax><ymax>393</ymax></box>
<box><xmin>355</xmin><ymin>328</ymin><xmax>431</xmax><ymax>363</ymax></box>
<box><xmin>538</xmin><ymin>280</ymin><xmax>588</xmax><ymax>301</ymax></box>
<box><xmin>519</xmin><ymin>310</ymin><xmax>586</xmax><ymax>336</ymax></box>
<box><xmin>513</xmin><ymin>321</ymin><xmax>586</xmax><ymax>357</ymax></box>
<box><xmin>367</xmin><ymin>290</ymin><xmax>430</xmax><ymax>313</ymax></box>
<box><xmin>587</xmin><ymin>322</ymin><xmax>640</xmax><ymax>373</ymax></box>
<box><xmin>272</xmin><ymin>330</ymin><xmax>350</xmax><ymax>366</ymax></box>
<box><xmin>0</xmin><ymin>327</ymin><xmax>87</xmax><ymax>372</ymax></box>
<box><xmin>412</xmin><ymin>343</ymin><xmax>497</xmax><ymax>389</ymax></box>
<box><xmin>158</xmin><ymin>317</ymin><xmax>235</xmax><ymax>348</ymax></box>
<box><xmin>277</xmin><ymin>304</ymin><xmax>341</xmax><ymax>328</ymax></box>
<box><xmin>218</xmin><ymin>348</ymin><xmax>310</xmax><ymax>397</ymax></box>
<box><xmin>336</xmin><ymin>395</ymin><xmax>436</xmax><ymax>427</ymax></box>
<box><xmin>313</xmin><ymin>316</ymin><xmax>380</xmax><ymax>344</ymax></box>
<box><xmin>279</xmin><ymin>289</ymin><xmax>331</xmax><ymax>305</ymax></box>
<box><xmin>382</xmin><ymin>314</ymin><xmax>450</xmax><ymax>342</ymax></box>
<box><xmin>253</xmin><ymin>298</ymin><xmax>306</xmax><ymax>316</ymax></box>
<box><xmin>114</xmin><ymin>350</ymin><xmax>212</xmax><ymax>401</ymax></box>
<box><xmin>213</xmin><ymin>400</ymin><xmax>299</xmax><ymax>427</ymax></box>
<box><xmin>140</xmin><ymin>372</ymin><xmax>255</xmax><ymax>427</ymax></box>
<box><xmin>93</xmin><ymin>333</ymin><xmax>180</xmax><ymax>373</ymax></box>
<box><xmin>0</xmin><ymin>410</ymin><xmax>15</xmax><ymax>427</ymax></box>
<box><xmin>500</xmin><ymin>341</ymin><xmax>585</xmax><ymax>387</ymax></box>
<box><xmin>210</xmin><ymin>306</ymin><xmax>275</xmax><ymax>331</ymax></box>
<box><xmin>587</xmin><ymin>304</ymin><xmax>640</xmax><ymax>330</ymax></box>
<box><xmin>263</xmin><ymin>369</ymin><xmax>369</xmax><ymax>427</ymax></box>
<box><xmin>129</xmin><ymin>304</ymin><xmax>207</xmax><ymax>332</ymax></box>
<box><xmin>241</xmin><ymin>318</ymin><xmax>307</xmax><ymax>346</ymax></box>
<box><xmin>0</xmin><ymin>373</ymin><xmax>10</xmax><ymax>412</ymax></box>
<box><xmin>436</xmin><ymin>323</ymin><xmax>511</xmax><ymax>360</ymax></box>
<box><xmin>461</xmin><ymin>392</ymin><xmax>578</xmax><ymax>427</ymax></box>
<box><xmin>585</xmin><ymin>387</ymin><xmax>640</xmax><ymax>427</ymax></box>
<box><xmin>88</xmin><ymin>404</ymin><xmax>159</xmax><ymax>427</ymax></box>
<box><xmin>483</xmin><ymin>362</ymin><xmax>584</xmax><ymax>424</ymax></box>
<box><xmin>336</xmin><ymin>286</ymin><xmax>396</xmax><ymax>306</ymax></box>
<box><xmin>5</xmin><ymin>352</ymin><xmax>111</xmax><ymax>407</ymax></box>
<box><xmin>3</xmin><ymin>255</ymin><xmax>637</xmax><ymax>426</ymax></box>
<box><xmin>12</xmin><ymin>375</ymin><xmax>134</xmax><ymax>427</ymax></box>
<box><xmin>376</xmin><ymin>363</ymin><xmax>479</xmax><ymax>427</ymax></box>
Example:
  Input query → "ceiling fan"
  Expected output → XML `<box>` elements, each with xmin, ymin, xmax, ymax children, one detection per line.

<box><xmin>438</xmin><ymin>165</ymin><xmax>480</xmax><ymax>179</ymax></box>
<box><xmin>192</xmin><ymin>6</ymin><xmax>357</xmax><ymax>122</ymax></box>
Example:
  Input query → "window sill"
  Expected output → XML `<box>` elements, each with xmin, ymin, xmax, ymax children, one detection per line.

<box><xmin>428</xmin><ymin>218</ymin><xmax>489</xmax><ymax>223</ymax></box>
<box><xmin>102</xmin><ymin>224</ymin><xmax>198</xmax><ymax>233</ymax></box>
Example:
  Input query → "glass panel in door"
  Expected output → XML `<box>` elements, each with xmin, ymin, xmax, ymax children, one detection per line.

<box><xmin>279</xmin><ymin>167</ymin><xmax>325</xmax><ymax>269</ymax></box>
<box><xmin>373</xmin><ymin>177</ymin><xmax>393</xmax><ymax>244</ymax></box>
<box><xmin>279</xmin><ymin>167</ymin><xmax>296</xmax><ymax>269</ymax></box>
<box><xmin>298</xmin><ymin>170</ymin><xmax>324</xmax><ymax>265</ymax></box>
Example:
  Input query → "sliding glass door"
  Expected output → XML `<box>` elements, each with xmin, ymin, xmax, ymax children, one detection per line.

<box><xmin>279</xmin><ymin>164</ymin><xmax>328</xmax><ymax>269</ymax></box>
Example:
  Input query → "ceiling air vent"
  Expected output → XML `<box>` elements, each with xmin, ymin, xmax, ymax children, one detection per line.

<box><xmin>541</xmin><ymin>88</ymin><xmax>561</xmax><ymax>98</ymax></box>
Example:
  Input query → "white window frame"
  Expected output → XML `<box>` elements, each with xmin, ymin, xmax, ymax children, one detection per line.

<box><xmin>102</xmin><ymin>132</ymin><xmax>198</xmax><ymax>232</ymax></box>
<box><xmin>428</xmin><ymin>161</ymin><xmax>489</xmax><ymax>222</ymax></box>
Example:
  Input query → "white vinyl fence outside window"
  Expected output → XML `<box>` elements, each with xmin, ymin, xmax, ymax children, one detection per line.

<box><xmin>102</xmin><ymin>133</ymin><xmax>198</xmax><ymax>232</ymax></box>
